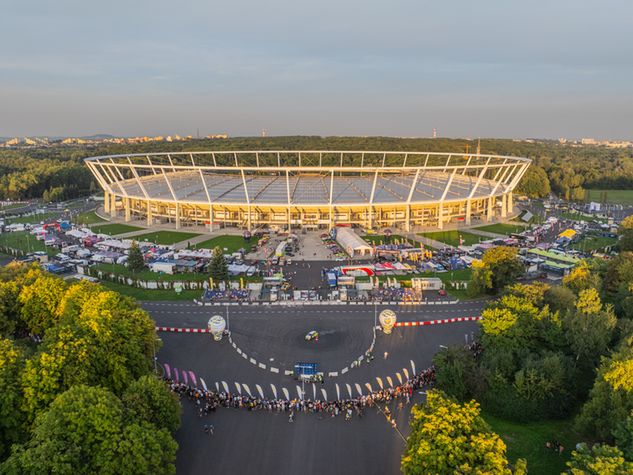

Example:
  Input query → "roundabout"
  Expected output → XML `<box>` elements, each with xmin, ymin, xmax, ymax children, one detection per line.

<box><xmin>145</xmin><ymin>300</ymin><xmax>487</xmax><ymax>474</ymax></box>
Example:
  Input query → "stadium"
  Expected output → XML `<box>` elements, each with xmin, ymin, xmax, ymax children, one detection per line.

<box><xmin>84</xmin><ymin>151</ymin><xmax>530</xmax><ymax>231</ymax></box>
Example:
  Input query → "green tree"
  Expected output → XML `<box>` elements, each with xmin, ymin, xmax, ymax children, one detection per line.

<box><xmin>3</xmin><ymin>385</ymin><xmax>177</xmax><ymax>475</ymax></box>
<box><xmin>544</xmin><ymin>285</ymin><xmax>577</xmax><ymax>315</ymax></box>
<box><xmin>516</xmin><ymin>165</ymin><xmax>551</xmax><ymax>198</ymax></box>
<box><xmin>576</xmin><ymin>335</ymin><xmax>633</xmax><ymax>441</ymax></box>
<box><xmin>209</xmin><ymin>246</ymin><xmax>228</xmax><ymax>281</ymax></box>
<box><xmin>0</xmin><ymin>281</ymin><xmax>21</xmax><ymax>337</ymax></box>
<box><xmin>478</xmin><ymin>247</ymin><xmax>524</xmax><ymax>294</ymax></box>
<box><xmin>21</xmin><ymin>287</ymin><xmax>156</xmax><ymax>416</ymax></box>
<box><xmin>122</xmin><ymin>375</ymin><xmax>181</xmax><ymax>433</ymax></box>
<box><xmin>563</xmin><ymin>261</ymin><xmax>601</xmax><ymax>294</ymax></box>
<box><xmin>0</xmin><ymin>338</ymin><xmax>25</xmax><ymax>459</ymax></box>
<box><xmin>563</xmin><ymin>289</ymin><xmax>616</xmax><ymax>364</ymax></box>
<box><xmin>565</xmin><ymin>443</ymin><xmax>633</xmax><ymax>474</ymax></box>
<box><xmin>433</xmin><ymin>346</ymin><xmax>478</xmax><ymax>401</ymax></box>
<box><xmin>127</xmin><ymin>241</ymin><xmax>145</xmax><ymax>273</ymax></box>
<box><xmin>17</xmin><ymin>270</ymin><xmax>67</xmax><ymax>335</ymax></box>
<box><xmin>401</xmin><ymin>390</ymin><xmax>522</xmax><ymax>474</ymax></box>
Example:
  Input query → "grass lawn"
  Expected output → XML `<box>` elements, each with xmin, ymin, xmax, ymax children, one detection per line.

<box><xmin>90</xmin><ymin>223</ymin><xmax>144</xmax><ymax>235</ymax></box>
<box><xmin>559</xmin><ymin>211</ymin><xmax>607</xmax><ymax>223</ymax></box>
<box><xmin>99</xmin><ymin>281</ymin><xmax>203</xmax><ymax>301</ymax></box>
<box><xmin>194</xmin><ymin>235</ymin><xmax>250</xmax><ymax>253</ymax></box>
<box><xmin>419</xmin><ymin>230</ymin><xmax>483</xmax><ymax>247</ymax></box>
<box><xmin>473</xmin><ymin>223</ymin><xmax>526</xmax><ymax>235</ymax></box>
<box><xmin>75</xmin><ymin>211</ymin><xmax>107</xmax><ymax>225</ymax></box>
<box><xmin>0</xmin><ymin>202</ymin><xmax>28</xmax><ymax>211</ymax></box>
<box><xmin>133</xmin><ymin>231</ymin><xmax>201</xmax><ymax>245</ymax></box>
<box><xmin>0</xmin><ymin>231</ymin><xmax>56</xmax><ymax>255</ymax></box>
<box><xmin>571</xmin><ymin>235</ymin><xmax>618</xmax><ymax>252</ymax></box>
<box><xmin>484</xmin><ymin>412</ymin><xmax>580</xmax><ymax>475</ymax></box>
<box><xmin>6</xmin><ymin>212</ymin><xmax>61</xmax><ymax>225</ymax></box>
<box><xmin>92</xmin><ymin>263</ymin><xmax>209</xmax><ymax>282</ymax></box>
<box><xmin>585</xmin><ymin>189</ymin><xmax>633</xmax><ymax>205</ymax></box>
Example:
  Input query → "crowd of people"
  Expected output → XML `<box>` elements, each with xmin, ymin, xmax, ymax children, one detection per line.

<box><xmin>166</xmin><ymin>366</ymin><xmax>436</xmax><ymax>422</ymax></box>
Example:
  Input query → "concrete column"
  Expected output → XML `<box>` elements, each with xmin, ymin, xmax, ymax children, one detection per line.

<box><xmin>175</xmin><ymin>203</ymin><xmax>181</xmax><ymax>229</ymax></box>
<box><xmin>287</xmin><ymin>208</ymin><xmax>291</xmax><ymax>231</ymax></box>
<box><xmin>146</xmin><ymin>201</ymin><xmax>152</xmax><ymax>226</ymax></box>
<box><xmin>208</xmin><ymin>207</ymin><xmax>214</xmax><ymax>232</ymax></box>
<box><xmin>437</xmin><ymin>204</ymin><xmax>444</xmax><ymax>230</ymax></box>
<box><xmin>405</xmin><ymin>206</ymin><xmax>411</xmax><ymax>232</ymax></box>
<box><xmin>104</xmin><ymin>192</ymin><xmax>110</xmax><ymax>213</ymax></box>
<box><xmin>465</xmin><ymin>199</ymin><xmax>472</xmax><ymax>225</ymax></box>
<box><xmin>487</xmin><ymin>197</ymin><xmax>493</xmax><ymax>222</ymax></box>
<box><xmin>247</xmin><ymin>205</ymin><xmax>252</xmax><ymax>231</ymax></box>
<box><xmin>501</xmin><ymin>194</ymin><xmax>507</xmax><ymax>218</ymax></box>
<box><xmin>124</xmin><ymin>198</ymin><xmax>131</xmax><ymax>222</ymax></box>
<box><xmin>109</xmin><ymin>193</ymin><xmax>117</xmax><ymax>218</ymax></box>
<box><xmin>507</xmin><ymin>192</ymin><xmax>513</xmax><ymax>216</ymax></box>
<box><xmin>367</xmin><ymin>206</ymin><xmax>372</xmax><ymax>230</ymax></box>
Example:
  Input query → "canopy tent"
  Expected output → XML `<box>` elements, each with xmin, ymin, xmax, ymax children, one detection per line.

<box><xmin>334</xmin><ymin>228</ymin><xmax>373</xmax><ymax>257</ymax></box>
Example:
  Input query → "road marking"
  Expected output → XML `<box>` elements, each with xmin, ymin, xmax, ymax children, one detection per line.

<box><xmin>258</xmin><ymin>362</ymin><xmax>266</xmax><ymax>369</ymax></box>
<box><xmin>270</xmin><ymin>367</ymin><xmax>279</xmax><ymax>373</ymax></box>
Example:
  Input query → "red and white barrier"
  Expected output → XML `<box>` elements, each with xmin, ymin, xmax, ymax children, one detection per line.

<box><xmin>156</xmin><ymin>316</ymin><xmax>482</xmax><ymax>334</ymax></box>
<box><xmin>156</xmin><ymin>326</ymin><xmax>209</xmax><ymax>333</ymax></box>
<box><xmin>395</xmin><ymin>316</ymin><xmax>481</xmax><ymax>327</ymax></box>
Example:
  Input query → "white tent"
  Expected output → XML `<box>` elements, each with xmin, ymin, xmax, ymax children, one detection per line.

<box><xmin>335</xmin><ymin>228</ymin><xmax>373</xmax><ymax>257</ymax></box>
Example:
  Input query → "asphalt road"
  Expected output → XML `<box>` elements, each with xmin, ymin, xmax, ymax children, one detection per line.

<box><xmin>146</xmin><ymin>301</ymin><xmax>487</xmax><ymax>475</ymax></box>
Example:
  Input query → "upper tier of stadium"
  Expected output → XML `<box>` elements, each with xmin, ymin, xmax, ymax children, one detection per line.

<box><xmin>85</xmin><ymin>151</ymin><xmax>530</xmax><ymax>231</ymax></box>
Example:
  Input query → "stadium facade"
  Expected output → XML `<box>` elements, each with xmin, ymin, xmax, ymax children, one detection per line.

<box><xmin>85</xmin><ymin>151</ymin><xmax>530</xmax><ymax>231</ymax></box>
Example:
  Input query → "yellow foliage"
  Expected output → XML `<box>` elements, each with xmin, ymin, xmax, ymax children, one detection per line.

<box><xmin>480</xmin><ymin>308</ymin><xmax>518</xmax><ymax>335</ymax></box>
<box><xmin>604</xmin><ymin>359</ymin><xmax>633</xmax><ymax>392</ymax></box>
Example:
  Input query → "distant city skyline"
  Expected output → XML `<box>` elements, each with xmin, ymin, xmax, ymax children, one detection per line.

<box><xmin>2</xmin><ymin>0</ymin><xmax>632</xmax><ymax>139</ymax></box>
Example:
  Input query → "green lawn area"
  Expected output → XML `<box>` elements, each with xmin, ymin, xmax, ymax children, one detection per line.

<box><xmin>0</xmin><ymin>231</ymin><xmax>55</xmax><ymax>255</ymax></box>
<box><xmin>585</xmin><ymin>189</ymin><xmax>633</xmax><ymax>205</ymax></box>
<box><xmin>571</xmin><ymin>235</ymin><xmax>618</xmax><ymax>252</ymax></box>
<box><xmin>419</xmin><ymin>230</ymin><xmax>483</xmax><ymax>247</ymax></box>
<box><xmin>6</xmin><ymin>212</ymin><xmax>61</xmax><ymax>225</ymax></box>
<box><xmin>99</xmin><ymin>281</ymin><xmax>203</xmax><ymax>301</ymax></box>
<box><xmin>133</xmin><ymin>231</ymin><xmax>202</xmax><ymax>245</ymax></box>
<box><xmin>484</xmin><ymin>412</ymin><xmax>580</xmax><ymax>475</ymax></box>
<box><xmin>0</xmin><ymin>202</ymin><xmax>28</xmax><ymax>211</ymax></box>
<box><xmin>75</xmin><ymin>211</ymin><xmax>107</xmax><ymax>225</ymax></box>
<box><xmin>92</xmin><ymin>263</ymin><xmax>209</xmax><ymax>282</ymax></box>
<box><xmin>194</xmin><ymin>235</ymin><xmax>250</xmax><ymax>253</ymax></box>
<box><xmin>473</xmin><ymin>223</ymin><xmax>526</xmax><ymax>235</ymax></box>
<box><xmin>558</xmin><ymin>211</ymin><xmax>607</xmax><ymax>223</ymax></box>
<box><xmin>90</xmin><ymin>223</ymin><xmax>143</xmax><ymax>235</ymax></box>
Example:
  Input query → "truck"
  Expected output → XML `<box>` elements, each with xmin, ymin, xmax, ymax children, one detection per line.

<box><xmin>293</xmin><ymin>362</ymin><xmax>324</xmax><ymax>383</ymax></box>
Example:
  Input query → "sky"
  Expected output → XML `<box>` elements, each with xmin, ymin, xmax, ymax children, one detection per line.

<box><xmin>2</xmin><ymin>0</ymin><xmax>632</xmax><ymax>139</ymax></box>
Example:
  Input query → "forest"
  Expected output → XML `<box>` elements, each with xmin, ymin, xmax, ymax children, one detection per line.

<box><xmin>1</xmin><ymin>136</ymin><xmax>632</xmax><ymax>201</ymax></box>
